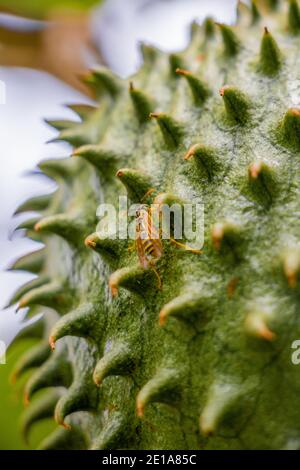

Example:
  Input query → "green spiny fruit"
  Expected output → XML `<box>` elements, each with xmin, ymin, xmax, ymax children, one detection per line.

<box><xmin>9</xmin><ymin>0</ymin><xmax>300</xmax><ymax>450</ymax></box>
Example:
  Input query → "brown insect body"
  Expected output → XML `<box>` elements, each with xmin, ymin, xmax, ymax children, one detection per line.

<box><xmin>135</xmin><ymin>204</ymin><xmax>163</xmax><ymax>269</ymax></box>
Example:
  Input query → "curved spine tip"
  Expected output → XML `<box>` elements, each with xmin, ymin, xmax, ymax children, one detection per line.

<box><xmin>282</xmin><ymin>249</ymin><xmax>300</xmax><ymax>288</ymax></box>
<box><xmin>85</xmin><ymin>237</ymin><xmax>96</xmax><ymax>249</ymax></box>
<box><xmin>14</xmin><ymin>193</ymin><xmax>52</xmax><ymax>215</ymax></box>
<box><xmin>109</xmin><ymin>265</ymin><xmax>158</xmax><ymax>297</ymax></box>
<box><xmin>84</xmin><ymin>232</ymin><xmax>120</xmax><ymax>262</ymax></box>
<box><xmin>248</xmin><ymin>160</ymin><xmax>277</xmax><ymax>205</ymax></box>
<box><xmin>184</xmin><ymin>144</ymin><xmax>219</xmax><ymax>178</ymax></box>
<box><xmin>199</xmin><ymin>381</ymin><xmax>243</xmax><ymax>436</ymax></box>
<box><xmin>116</xmin><ymin>168</ymin><xmax>154</xmax><ymax>202</ymax></box>
<box><xmin>8</xmin><ymin>249</ymin><xmax>45</xmax><ymax>274</ymax></box>
<box><xmin>49</xmin><ymin>335</ymin><xmax>56</xmax><ymax>351</ymax></box>
<box><xmin>245</xmin><ymin>311</ymin><xmax>276</xmax><ymax>341</ymax></box>
<box><xmin>34</xmin><ymin>214</ymin><xmax>86</xmax><ymax>244</ymax></box>
<box><xmin>17</xmin><ymin>281</ymin><xmax>66</xmax><ymax>311</ymax></box>
<box><xmin>109</xmin><ymin>276</ymin><xmax>119</xmax><ymax>297</ymax></box>
<box><xmin>212</xmin><ymin>222</ymin><xmax>224</xmax><ymax>250</ymax></box>
<box><xmin>216</xmin><ymin>23</ymin><xmax>240</xmax><ymax>56</ymax></box>
<box><xmin>136</xmin><ymin>368</ymin><xmax>182</xmax><ymax>418</ymax></box>
<box><xmin>159</xmin><ymin>292</ymin><xmax>204</xmax><ymax>326</ymax></box>
<box><xmin>49</xmin><ymin>303</ymin><xmax>100</xmax><ymax>345</ymax></box>
<box><xmin>6</xmin><ymin>275</ymin><xmax>49</xmax><ymax>308</ymax></box>
<box><xmin>175</xmin><ymin>68</ymin><xmax>210</xmax><ymax>105</ymax></box>
<box><xmin>93</xmin><ymin>342</ymin><xmax>134</xmax><ymax>386</ymax></box>
<box><xmin>136</xmin><ymin>400</ymin><xmax>145</xmax><ymax>418</ymax></box>
<box><xmin>21</xmin><ymin>389</ymin><xmax>62</xmax><ymax>443</ymax></box>
<box><xmin>212</xmin><ymin>222</ymin><xmax>238</xmax><ymax>250</ymax></box>
<box><xmin>23</xmin><ymin>393</ymin><xmax>30</xmax><ymax>407</ymax></box>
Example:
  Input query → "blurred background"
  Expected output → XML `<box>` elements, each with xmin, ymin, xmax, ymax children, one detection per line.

<box><xmin>0</xmin><ymin>0</ymin><xmax>237</xmax><ymax>449</ymax></box>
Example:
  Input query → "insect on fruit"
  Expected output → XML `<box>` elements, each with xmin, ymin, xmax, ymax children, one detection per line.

<box><xmin>134</xmin><ymin>193</ymin><xmax>202</xmax><ymax>289</ymax></box>
<box><xmin>135</xmin><ymin>203</ymin><xmax>163</xmax><ymax>289</ymax></box>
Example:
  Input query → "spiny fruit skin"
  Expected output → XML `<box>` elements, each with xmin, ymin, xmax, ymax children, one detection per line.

<box><xmin>9</xmin><ymin>0</ymin><xmax>300</xmax><ymax>450</ymax></box>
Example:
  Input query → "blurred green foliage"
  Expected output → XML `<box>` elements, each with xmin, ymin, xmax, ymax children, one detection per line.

<box><xmin>0</xmin><ymin>0</ymin><xmax>102</xmax><ymax>18</ymax></box>
<box><xmin>0</xmin><ymin>339</ymin><xmax>56</xmax><ymax>450</ymax></box>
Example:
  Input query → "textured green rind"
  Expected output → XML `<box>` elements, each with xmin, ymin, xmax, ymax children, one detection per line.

<box><xmin>10</xmin><ymin>0</ymin><xmax>300</xmax><ymax>450</ymax></box>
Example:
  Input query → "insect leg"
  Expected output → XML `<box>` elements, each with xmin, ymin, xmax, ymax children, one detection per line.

<box><xmin>141</xmin><ymin>188</ymin><xmax>157</xmax><ymax>203</ymax></box>
<box><xmin>170</xmin><ymin>238</ymin><xmax>202</xmax><ymax>254</ymax></box>
<box><xmin>128</xmin><ymin>242</ymin><xmax>135</xmax><ymax>253</ymax></box>
<box><xmin>149</xmin><ymin>264</ymin><xmax>162</xmax><ymax>290</ymax></box>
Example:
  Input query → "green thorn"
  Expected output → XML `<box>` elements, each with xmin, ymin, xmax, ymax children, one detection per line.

<box><xmin>189</xmin><ymin>21</ymin><xmax>201</xmax><ymax>40</ymax></box>
<box><xmin>129</xmin><ymin>82</ymin><xmax>154</xmax><ymax>123</ymax></box>
<box><xmin>184</xmin><ymin>143</ymin><xmax>220</xmax><ymax>179</ymax></box>
<box><xmin>38</xmin><ymin>158</ymin><xmax>76</xmax><ymax>180</ymax></box>
<box><xmin>220</xmin><ymin>85</ymin><xmax>250</xmax><ymax>124</ymax></box>
<box><xmin>176</xmin><ymin>69</ymin><xmax>210</xmax><ymax>105</ymax></box>
<box><xmin>38</xmin><ymin>426</ymin><xmax>86</xmax><ymax>450</ymax></box>
<box><xmin>54</xmin><ymin>376</ymin><xmax>97</xmax><ymax>429</ymax></box>
<box><xmin>288</xmin><ymin>0</ymin><xmax>300</xmax><ymax>34</ymax></box>
<box><xmin>66</xmin><ymin>103</ymin><xmax>97</xmax><ymax>120</ymax></box>
<box><xmin>49</xmin><ymin>127</ymin><xmax>91</xmax><ymax>147</ymax></box>
<box><xmin>169</xmin><ymin>53</ymin><xmax>186</xmax><ymax>76</ymax></box>
<box><xmin>153</xmin><ymin>192</ymin><xmax>185</xmax><ymax>208</ymax></box>
<box><xmin>200</xmin><ymin>380</ymin><xmax>244</xmax><ymax>436</ymax></box>
<box><xmin>24</xmin><ymin>348</ymin><xmax>72</xmax><ymax>402</ymax></box>
<box><xmin>136</xmin><ymin>368</ymin><xmax>182</xmax><ymax>417</ymax></box>
<box><xmin>139</xmin><ymin>42</ymin><xmax>160</xmax><ymax>65</ymax></box>
<box><xmin>6</xmin><ymin>275</ymin><xmax>49</xmax><ymax>308</ymax></box>
<box><xmin>109</xmin><ymin>265</ymin><xmax>157</xmax><ymax>297</ymax></box>
<box><xmin>22</xmin><ymin>389</ymin><xmax>62</xmax><ymax>444</ymax></box>
<box><xmin>259</xmin><ymin>27</ymin><xmax>281</xmax><ymax>75</ymax></box>
<box><xmin>18</xmin><ymin>281</ymin><xmax>68</xmax><ymax>311</ymax></box>
<box><xmin>216</xmin><ymin>23</ymin><xmax>240</xmax><ymax>56</ymax></box>
<box><xmin>10</xmin><ymin>341</ymin><xmax>50</xmax><ymax>383</ymax></box>
<box><xmin>248</xmin><ymin>160</ymin><xmax>278</xmax><ymax>206</ymax></box>
<box><xmin>14</xmin><ymin>217</ymin><xmax>41</xmax><ymax>233</ymax></box>
<box><xmin>159</xmin><ymin>292</ymin><xmax>205</xmax><ymax>326</ymax></box>
<box><xmin>14</xmin><ymin>193</ymin><xmax>53</xmax><ymax>215</ymax></box>
<box><xmin>49</xmin><ymin>303</ymin><xmax>101</xmax><ymax>349</ymax></box>
<box><xmin>8</xmin><ymin>248</ymin><xmax>45</xmax><ymax>274</ymax></box>
<box><xmin>90</xmin><ymin>66</ymin><xmax>122</xmax><ymax>97</ymax></box>
<box><xmin>93</xmin><ymin>342</ymin><xmax>135</xmax><ymax>386</ymax></box>
<box><xmin>116</xmin><ymin>168</ymin><xmax>154</xmax><ymax>202</ymax></box>
<box><xmin>281</xmin><ymin>108</ymin><xmax>300</xmax><ymax>149</ymax></box>
<box><xmin>203</xmin><ymin>17</ymin><xmax>215</xmax><ymax>39</ymax></box>
<box><xmin>73</xmin><ymin>144</ymin><xmax>119</xmax><ymax>173</ymax></box>
<box><xmin>85</xmin><ymin>232</ymin><xmax>120</xmax><ymax>264</ymax></box>
<box><xmin>150</xmin><ymin>112</ymin><xmax>184</xmax><ymax>148</ymax></box>
<box><xmin>35</xmin><ymin>213</ymin><xmax>87</xmax><ymax>244</ymax></box>
<box><xmin>211</xmin><ymin>221</ymin><xmax>243</xmax><ymax>259</ymax></box>
<box><xmin>251</xmin><ymin>1</ymin><xmax>260</xmax><ymax>23</ymax></box>
<box><xmin>44</xmin><ymin>119</ymin><xmax>77</xmax><ymax>132</ymax></box>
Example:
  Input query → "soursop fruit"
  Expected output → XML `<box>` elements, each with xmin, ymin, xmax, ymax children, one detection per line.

<box><xmin>8</xmin><ymin>0</ymin><xmax>300</xmax><ymax>450</ymax></box>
